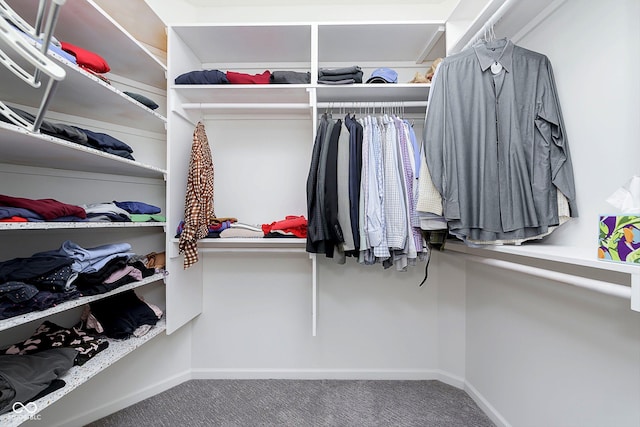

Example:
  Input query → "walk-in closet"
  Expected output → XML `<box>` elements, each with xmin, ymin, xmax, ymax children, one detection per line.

<box><xmin>0</xmin><ymin>0</ymin><xmax>638</xmax><ymax>426</ymax></box>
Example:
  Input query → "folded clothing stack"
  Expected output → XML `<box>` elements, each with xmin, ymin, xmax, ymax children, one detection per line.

<box><xmin>175</xmin><ymin>69</ymin><xmax>311</xmax><ymax>85</ymax></box>
<box><xmin>318</xmin><ymin>66</ymin><xmax>363</xmax><ymax>85</ymax></box>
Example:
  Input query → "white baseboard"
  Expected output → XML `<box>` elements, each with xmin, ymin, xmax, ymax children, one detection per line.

<box><xmin>191</xmin><ymin>368</ymin><xmax>464</xmax><ymax>386</ymax></box>
<box><xmin>465</xmin><ymin>380</ymin><xmax>511</xmax><ymax>427</ymax></box>
<box><xmin>51</xmin><ymin>370</ymin><xmax>192</xmax><ymax>427</ymax></box>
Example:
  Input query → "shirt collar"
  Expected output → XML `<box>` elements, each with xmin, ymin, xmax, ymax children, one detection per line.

<box><xmin>473</xmin><ymin>39</ymin><xmax>514</xmax><ymax>73</ymax></box>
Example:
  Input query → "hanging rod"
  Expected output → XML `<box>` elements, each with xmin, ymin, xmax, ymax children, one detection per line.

<box><xmin>460</xmin><ymin>0</ymin><xmax>518</xmax><ymax>52</ymax></box>
<box><xmin>461</xmin><ymin>253</ymin><xmax>634</xmax><ymax>302</ymax></box>
<box><xmin>199</xmin><ymin>247</ymin><xmax>307</xmax><ymax>254</ymax></box>
<box><xmin>316</xmin><ymin>101</ymin><xmax>428</xmax><ymax>109</ymax></box>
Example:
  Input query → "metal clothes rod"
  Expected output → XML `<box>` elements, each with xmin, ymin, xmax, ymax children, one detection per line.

<box><xmin>316</xmin><ymin>101</ymin><xmax>428</xmax><ymax>109</ymax></box>
<box><xmin>200</xmin><ymin>248</ymin><xmax>307</xmax><ymax>254</ymax></box>
<box><xmin>462</xmin><ymin>253</ymin><xmax>633</xmax><ymax>300</ymax></box>
<box><xmin>462</xmin><ymin>0</ymin><xmax>518</xmax><ymax>51</ymax></box>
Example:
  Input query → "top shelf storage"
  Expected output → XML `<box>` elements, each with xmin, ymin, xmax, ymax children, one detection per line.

<box><xmin>169</xmin><ymin>21</ymin><xmax>446</xmax><ymax>85</ymax></box>
<box><xmin>6</xmin><ymin>0</ymin><xmax>167</xmax><ymax>89</ymax></box>
<box><xmin>317</xmin><ymin>22</ymin><xmax>445</xmax><ymax>64</ymax></box>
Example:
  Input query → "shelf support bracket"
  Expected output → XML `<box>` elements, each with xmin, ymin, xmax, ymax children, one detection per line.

<box><xmin>309</xmin><ymin>253</ymin><xmax>318</xmax><ymax>337</ymax></box>
<box><xmin>631</xmin><ymin>273</ymin><xmax>640</xmax><ymax>312</ymax></box>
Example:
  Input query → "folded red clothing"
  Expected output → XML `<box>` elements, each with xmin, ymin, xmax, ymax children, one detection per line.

<box><xmin>0</xmin><ymin>194</ymin><xmax>86</xmax><ymax>220</ymax></box>
<box><xmin>0</xmin><ymin>216</ymin><xmax>27</xmax><ymax>222</ymax></box>
<box><xmin>60</xmin><ymin>41</ymin><xmax>110</xmax><ymax>74</ymax></box>
<box><xmin>226</xmin><ymin>70</ymin><xmax>271</xmax><ymax>84</ymax></box>
<box><xmin>262</xmin><ymin>215</ymin><xmax>307</xmax><ymax>238</ymax></box>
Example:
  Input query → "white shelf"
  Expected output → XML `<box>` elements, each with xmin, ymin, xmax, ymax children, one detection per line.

<box><xmin>315</xmin><ymin>83</ymin><xmax>431</xmax><ymax>103</ymax></box>
<box><xmin>0</xmin><ymin>37</ymin><xmax>166</xmax><ymax>134</ymax></box>
<box><xmin>0</xmin><ymin>123</ymin><xmax>166</xmax><ymax>179</ymax></box>
<box><xmin>173</xmin><ymin>84</ymin><xmax>312</xmax><ymax>105</ymax></box>
<box><xmin>445</xmin><ymin>240</ymin><xmax>640</xmax><ymax>275</ymax></box>
<box><xmin>317</xmin><ymin>22</ymin><xmax>445</xmax><ymax>64</ymax></box>
<box><xmin>0</xmin><ymin>273</ymin><xmax>165</xmax><ymax>332</ymax></box>
<box><xmin>0</xmin><ymin>318</ymin><xmax>166</xmax><ymax>427</ymax></box>
<box><xmin>6</xmin><ymin>0</ymin><xmax>167</xmax><ymax>89</ymax></box>
<box><xmin>170</xmin><ymin>238</ymin><xmax>306</xmax><ymax>255</ymax></box>
<box><xmin>171</xmin><ymin>24</ymin><xmax>312</xmax><ymax>66</ymax></box>
<box><xmin>0</xmin><ymin>222</ymin><xmax>166</xmax><ymax>231</ymax></box>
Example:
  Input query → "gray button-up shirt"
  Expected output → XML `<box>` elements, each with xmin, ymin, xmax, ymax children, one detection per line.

<box><xmin>424</xmin><ymin>38</ymin><xmax>577</xmax><ymax>243</ymax></box>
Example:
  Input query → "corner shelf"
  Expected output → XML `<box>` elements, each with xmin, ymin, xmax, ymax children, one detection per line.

<box><xmin>0</xmin><ymin>273</ymin><xmax>166</xmax><ymax>332</ymax></box>
<box><xmin>0</xmin><ymin>123</ymin><xmax>166</xmax><ymax>179</ymax></box>
<box><xmin>0</xmin><ymin>222</ymin><xmax>165</xmax><ymax>231</ymax></box>
<box><xmin>444</xmin><ymin>241</ymin><xmax>639</xmax><ymax>312</ymax></box>
<box><xmin>6</xmin><ymin>0</ymin><xmax>167</xmax><ymax>89</ymax></box>
<box><xmin>0</xmin><ymin>318</ymin><xmax>166</xmax><ymax>427</ymax></box>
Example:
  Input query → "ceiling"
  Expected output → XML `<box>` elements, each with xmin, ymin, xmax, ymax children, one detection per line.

<box><xmin>182</xmin><ymin>0</ymin><xmax>451</xmax><ymax>4</ymax></box>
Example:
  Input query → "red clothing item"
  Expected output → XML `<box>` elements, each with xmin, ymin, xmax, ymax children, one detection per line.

<box><xmin>60</xmin><ymin>41</ymin><xmax>111</xmax><ymax>73</ymax></box>
<box><xmin>0</xmin><ymin>195</ymin><xmax>86</xmax><ymax>220</ymax></box>
<box><xmin>226</xmin><ymin>70</ymin><xmax>271</xmax><ymax>84</ymax></box>
<box><xmin>262</xmin><ymin>215</ymin><xmax>307</xmax><ymax>238</ymax></box>
<box><xmin>0</xmin><ymin>216</ymin><xmax>27</xmax><ymax>222</ymax></box>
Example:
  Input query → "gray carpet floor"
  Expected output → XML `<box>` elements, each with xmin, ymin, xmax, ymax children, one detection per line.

<box><xmin>86</xmin><ymin>379</ymin><xmax>495</xmax><ymax>427</ymax></box>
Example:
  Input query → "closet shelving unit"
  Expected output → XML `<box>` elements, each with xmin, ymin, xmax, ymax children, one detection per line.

<box><xmin>1</xmin><ymin>319</ymin><xmax>166</xmax><ymax>427</ymax></box>
<box><xmin>166</xmin><ymin>21</ymin><xmax>446</xmax><ymax>335</ymax></box>
<box><xmin>440</xmin><ymin>0</ymin><xmax>640</xmax><ymax>312</ymax></box>
<box><xmin>0</xmin><ymin>0</ymin><xmax>168</xmax><ymax>423</ymax></box>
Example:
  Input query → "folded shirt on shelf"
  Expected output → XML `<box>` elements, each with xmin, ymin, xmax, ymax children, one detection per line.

<box><xmin>0</xmin><ymin>241</ymin><xmax>163</xmax><ymax>320</ymax></box>
<box><xmin>0</xmin><ymin>194</ymin><xmax>86</xmax><ymax>221</ymax></box>
<box><xmin>219</xmin><ymin>228</ymin><xmax>264</xmax><ymax>238</ymax></box>
<box><xmin>226</xmin><ymin>70</ymin><xmax>271</xmax><ymax>84</ymax></box>
<box><xmin>60</xmin><ymin>41</ymin><xmax>110</xmax><ymax>74</ymax></box>
<box><xmin>175</xmin><ymin>69</ymin><xmax>229</xmax><ymax>85</ymax></box>
<box><xmin>113</xmin><ymin>200</ymin><xmax>161</xmax><ymax>215</ymax></box>
<box><xmin>0</xmin><ymin>106</ymin><xmax>136</xmax><ymax>160</ymax></box>
<box><xmin>81</xmin><ymin>202</ymin><xmax>131</xmax><ymax>222</ymax></box>
<box><xmin>318</xmin><ymin>66</ymin><xmax>363</xmax><ymax>85</ymax></box>
<box><xmin>270</xmin><ymin>71</ymin><xmax>311</xmax><ymax>84</ymax></box>
<box><xmin>175</xmin><ymin>69</ymin><xmax>312</xmax><ymax>85</ymax></box>
<box><xmin>33</xmin><ymin>240</ymin><xmax>134</xmax><ymax>275</ymax></box>
<box><xmin>0</xmin><ymin>347</ymin><xmax>77</xmax><ymax>415</ymax></box>
<box><xmin>123</xmin><ymin>92</ymin><xmax>159</xmax><ymax>110</ymax></box>
<box><xmin>73</xmin><ymin>127</ymin><xmax>135</xmax><ymax>160</ymax></box>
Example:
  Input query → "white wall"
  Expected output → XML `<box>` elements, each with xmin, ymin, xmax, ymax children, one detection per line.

<box><xmin>520</xmin><ymin>0</ymin><xmax>640</xmax><ymax>249</ymax></box>
<box><xmin>462</xmin><ymin>1</ymin><xmax>640</xmax><ymax>426</ymax></box>
<box><xmin>191</xmin><ymin>254</ymin><xmax>443</xmax><ymax>380</ymax></box>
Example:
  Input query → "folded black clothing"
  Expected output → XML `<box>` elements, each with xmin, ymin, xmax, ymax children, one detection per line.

<box><xmin>74</xmin><ymin>257</ymin><xmax>129</xmax><ymax>289</ymax></box>
<box><xmin>89</xmin><ymin>290</ymin><xmax>159</xmax><ymax>339</ymax></box>
<box><xmin>100</xmin><ymin>148</ymin><xmax>135</xmax><ymax>160</ymax></box>
<box><xmin>318</xmin><ymin>65</ymin><xmax>362</xmax><ymax>76</ymax></box>
<box><xmin>0</xmin><ymin>255</ymin><xmax>73</xmax><ymax>284</ymax></box>
<box><xmin>123</xmin><ymin>91</ymin><xmax>159</xmax><ymax>110</ymax></box>
<box><xmin>318</xmin><ymin>71</ymin><xmax>363</xmax><ymax>83</ymax></box>
<box><xmin>175</xmin><ymin>69</ymin><xmax>229</xmax><ymax>85</ymax></box>
<box><xmin>0</xmin><ymin>281</ymin><xmax>39</xmax><ymax>303</ymax></box>
<box><xmin>0</xmin><ymin>106</ymin><xmax>89</xmax><ymax>145</ymax></box>
<box><xmin>0</xmin><ymin>287</ymin><xmax>81</xmax><ymax>321</ymax></box>
<box><xmin>0</xmin><ymin>348</ymin><xmax>77</xmax><ymax>414</ymax></box>
<box><xmin>317</xmin><ymin>79</ymin><xmax>357</xmax><ymax>85</ymax></box>
<box><xmin>270</xmin><ymin>71</ymin><xmax>311</xmax><ymax>84</ymax></box>
<box><xmin>74</xmin><ymin>127</ymin><xmax>133</xmax><ymax>153</ymax></box>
